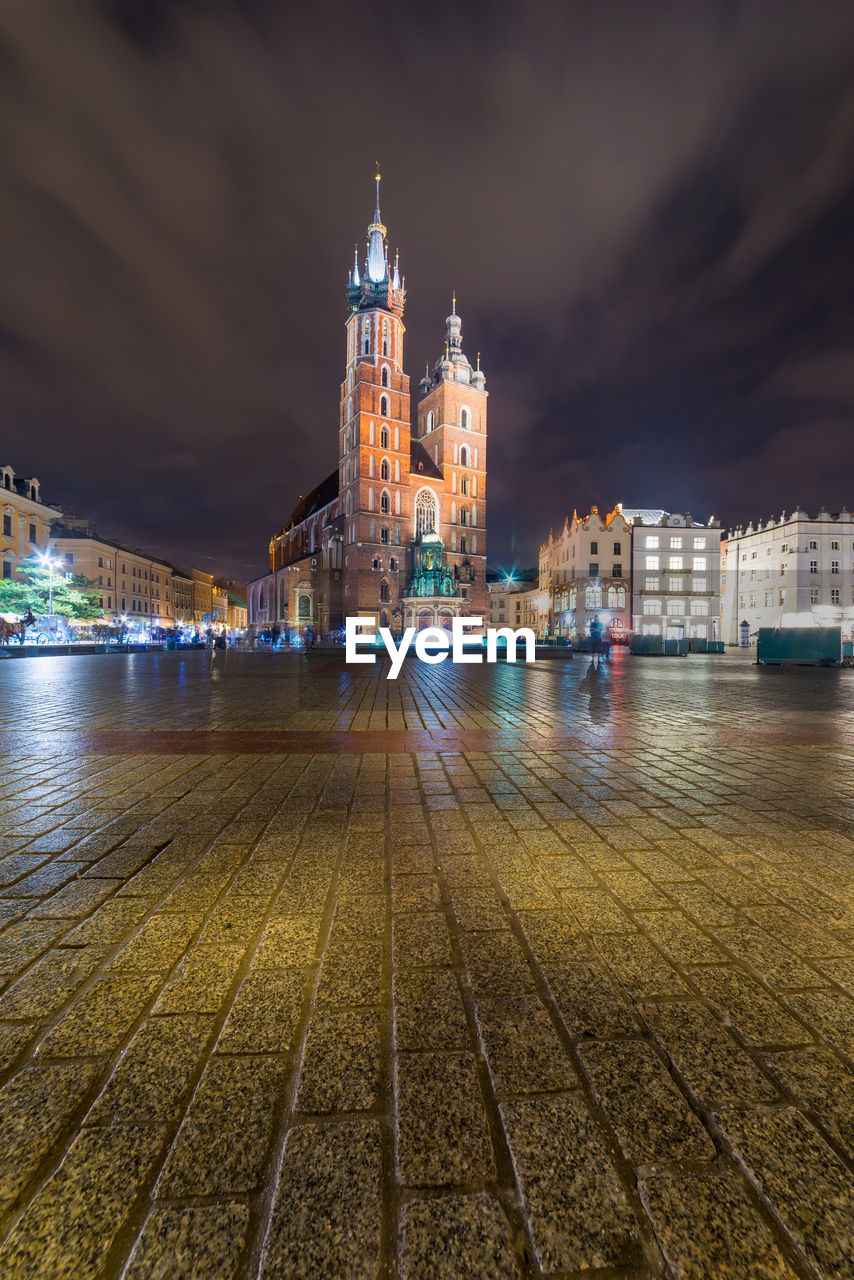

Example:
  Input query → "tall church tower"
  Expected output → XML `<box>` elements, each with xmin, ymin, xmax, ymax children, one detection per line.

<box><xmin>338</xmin><ymin>172</ymin><xmax>412</xmax><ymax>627</ymax></box>
<box><xmin>415</xmin><ymin>299</ymin><xmax>488</xmax><ymax>619</ymax></box>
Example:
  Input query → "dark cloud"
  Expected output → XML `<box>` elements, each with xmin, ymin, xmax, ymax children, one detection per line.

<box><xmin>1</xmin><ymin>0</ymin><xmax>853</xmax><ymax>576</ymax></box>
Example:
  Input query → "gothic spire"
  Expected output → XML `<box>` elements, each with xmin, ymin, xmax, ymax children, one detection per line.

<box><xmin>366</xmin><ymin>167</ymin><xmax>387</xmax><ymax>284</ymax></box>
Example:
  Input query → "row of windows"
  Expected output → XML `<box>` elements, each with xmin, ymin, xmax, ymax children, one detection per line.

<box><xmin>424</xmin><ymin>407</ymin><xmax>472</xmax><ymax>433</ymax></box>
<box><xmin>646</xmin><ymin>556</ymin><xmax>707</xmax><ymax>571</ymax></box>
<box><xmin>643</xmin><ymin>600</ymin><xmax>711</xmax><ymax>616</ymax></box>
<box><xmin>740</xmin><ymin>589</ymin><xmax>854</xmax><ymax>607</ymax></box>
<box><xmin>646</xmin><ymin>535</ymin><xmax>707</xmax><ymax>550</ymax></box>
<box><xmin>742</xmin><ymin>539</ymin><xmax>854</xmax><ymax>559</ymax></box>
<box><xmin>558</xmin><ymin>587</ymin><xmax>627</xmax><ymax>610</ymax></box>
<box><xmin>645</xmin><ymin>576</ymin><xmax>708</xmax><ymax>592</ymax></box>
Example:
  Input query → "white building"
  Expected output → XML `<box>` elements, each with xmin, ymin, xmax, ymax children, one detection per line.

<box><xmin>626</xmin><ymin>510</ymin><xmax>722</xmax><ymax>641</ymax></box>
<box><xmin>722</xmin><ymin>507</ymin><xmax>854</xmax><ymax>644</ymax></box>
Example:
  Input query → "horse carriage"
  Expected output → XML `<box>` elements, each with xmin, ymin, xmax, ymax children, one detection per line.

<box><xmin>0</xmin><ymin>613</ymin><xmax>69</xmax><ymax>645</ymax></box>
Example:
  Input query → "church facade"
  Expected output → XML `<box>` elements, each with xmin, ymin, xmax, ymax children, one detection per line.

<box><xmin>248</xmin><ymin>175</ymin><xmax>488</xmax><ymax>637</ymax></box>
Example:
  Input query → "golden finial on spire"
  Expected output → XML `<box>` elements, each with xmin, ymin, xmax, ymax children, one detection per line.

<box><xmin>476</xmin><ymin>351</ymin><xmax>481</xmax><ymax>370</ymax></box>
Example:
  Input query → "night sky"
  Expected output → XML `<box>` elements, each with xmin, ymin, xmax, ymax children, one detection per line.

<box><xmin>2</xmin><ymin>0</ymin><xmax>854</xmax><ymax>580</ymax></box>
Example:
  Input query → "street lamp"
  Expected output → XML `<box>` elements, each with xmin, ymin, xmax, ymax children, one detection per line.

<box><xmin>36</xmin><ymin>550</ymin><xmax>57</xmax><ymax>619</ymax></box>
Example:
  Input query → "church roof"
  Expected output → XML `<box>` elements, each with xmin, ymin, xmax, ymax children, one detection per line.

<box><xmin>285</xmin><ymin>470</ymin><xmax>339</xmax><ymax>531</ymax></box>
<box><xmin>410</xmin><ymin>437</ymin><xmax>443</xmax><ymax>480</ymax></box>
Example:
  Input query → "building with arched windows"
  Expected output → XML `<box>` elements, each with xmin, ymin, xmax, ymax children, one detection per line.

<box><xmin>248</xmin><ymin>174</ymin><xmax>488</xmax><ymax>637</ymax></box>
<box><xmin>539</xmin><ymin>505</ymin><xmax>633</xmax><ymax>641</ymax></box>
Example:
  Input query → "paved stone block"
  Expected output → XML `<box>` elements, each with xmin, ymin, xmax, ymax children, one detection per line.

<box><xmin>598</xmin><ymin>933</ymin><xmax>687</xmax><ymax>996</ymax></box>
<box><xmin>62</xmin><ymin>897</ymin><xmax>149</xmax><ymax>944</ymax></box>
<box><xmin>636</xmin><ymin>908</ymin><xmax>729</xmax><ymax>965</ymax></box>
<box><xmin>396</xmin><ymin>1052</ymin><xmax>494</xmax><ymax>1186</ymax></box>
<box><xmin>316</xmin><ymin>937</ymin><xmax>383</xmax><ymax>1007</ymax></box>
<box><xmin>261</xmin><ymin>1120</ymin><xmax>382</xmax><ymax>1278</ymax></box>
<box><xmin>561</xmin><ymin>888</ymin><xmax>636</xmax><ymax>935</ymax></box>
<box><xmin>642</xmin><ymin>1000</ymin><xmax>779</xmax><ymax>1105</ymax></box>
<box><xmin>714</xmin><ymin>924</ymin><xmax>828</xmax><ymax>989</ymax></box>
<box><xmin>463</xmin><ymin>931</ymin><xmax>536</xmax><ymax>998</ymax></box>
<box><xmin>393</xmin><ymin>912</ymin><xmax>453</xmax><ymax>966</ymax></box>
<box><xmin>217</xmin><ymin>969</ymin><xmax>304</xmax><ymax>1053</ymax></box>
<box><xmin>785</xmin><ymin>989</ymin><xmax>854</xmax><ymax>1057</ymax></box>
<box><xmin>515</xmin><ymin>908</ymin><xmax>591</xmax><ymax>962</ymax></box>
<box><xmin>763</xmin><ymin>1046</ymin><xmax>854</xmax><ymax>1157</ymax></box>
<box><xmin>253</xmin><ymin>913</ymin><xmax>321</xmax><ymax>968</ymax></box>
<box><xmin>153</xmin><ymin>944</ymin><xmax>244</xmax><ymax>1014</ymax></box>
<box><xmin>717</xmin><ymin>1106</ymin><xmax>854</xmax><ymax>1279</ymax></box>
<box><xmin>449</xmin><ymin>886</ymin><xmax>507</xmax><ymax>931</ymax></box>
<box><xmin>0</xmin><ymin>1123</ymin><xmax>165</xmax><ymax>1279</ymax></box>
<box><xmin>297</xmin><ymin>1008</ymin><xmax>382</xmax><ymax>1113</ymax></box>
<box><xmin>0</xmin><ymin>1023</ymin><xmax>33</xmax><ymax>1073</ymax></box>
<box><xmin>581</xmin><ymin>1039</ymin><xmax>714</xmax><ymax>1165</ymax></box>
<box><xmin>198</xmin><ymin>894</ymin><xmax>269</xmax><ymax>944</ymax></box>
<box><xmin>395</xmin><ymin>967</ymin><xmax>469</xmax><ymax>1050</ymax></box>
<box><xmin>158</xmin><ymin>1056</ymin><xmax>285</xmax><ymax>1195</ymax></box>
<box><xmin>0</xmin><ymin>1062</ymin><xmax>99</xmax><ymax>1210</ymax></box>
<box><xmin>502</xmin><ymin>1092</ymin><xmax>642</xmax><ymax>1272</ymax></box>
<box><xmin>125</xmin><ymin>1203</ymin><xmax>250</xmax><ymax>1279</ymax></box>
<box><xmin>107</xmin><ymin>911</ymin><xmax>201</xmax><ymax>974</ymax></box>
<box><xmin>400</xmin><ymin>1193</ymin><xmax>520</xmax><ymax>1279</ymax></box>
<box><xmin>87</xmin><ymin>1014</ymin><xmax>213</xmax><ymax>1125</ymax></box>
<box><xmin>474</xmin><ymin>994</ymin><xmax>578</xmax><ymax>1095</ymax></box>
<box><xmin>0</xmin><ymin>945</ymin><xmax>105</xmax><ymax>1019</ymax></box>
<box><xmin>38</xmin><ymin>975</ymin><xmax>159</xmax><ymax>1058</ymax></box>
<box><xmin>688</xmin><ymin>965</ymin><xmax>812</xmax><ymax>1047</ymax></box>
<box><xmin>544</xmin><ymin>961</ymin><xmax>639</xmax><ymax>1038</ymax></box>
<box><xmin>642</xmin><ymin>1173</ymin><xmax>798</xmax><ymax>1279</ymax></box>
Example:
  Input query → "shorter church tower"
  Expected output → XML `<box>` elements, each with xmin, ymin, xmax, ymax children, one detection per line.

<box><xmin>415</xmin><ymin>299</ymin><xmax>488</xmax><ymax>619</ymax></box>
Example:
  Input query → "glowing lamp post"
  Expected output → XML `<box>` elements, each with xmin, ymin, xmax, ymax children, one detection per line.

<box><xmin>36</xmin><ymin>550</ymin><xmax>57</xmax><ymax>619</ymax></box>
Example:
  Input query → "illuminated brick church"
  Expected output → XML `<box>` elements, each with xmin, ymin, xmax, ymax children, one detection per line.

<box><xmin>248</xmin><ymin>173</ymin><xmax>488</xmax><ymax>636</ymax></box>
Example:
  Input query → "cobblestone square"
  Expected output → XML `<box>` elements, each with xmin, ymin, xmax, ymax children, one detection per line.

<box><xmin>0</xmin><ymin>649</ymin><xmax>852</xmax><ymax>1278</ymax></box>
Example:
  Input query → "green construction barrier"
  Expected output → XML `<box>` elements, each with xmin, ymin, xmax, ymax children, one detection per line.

<box><xmin>757</xmin><ymin>627</ymin><xmax>842</xmax><ymax>666</ymax></box>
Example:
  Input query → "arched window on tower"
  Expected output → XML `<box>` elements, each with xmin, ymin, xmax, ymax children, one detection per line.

<box><xmin>380</xmin><ymin>489</ymin><xmax>391</xmax><ymax>514</ymax></box>
<box><xmin>380</xmin><ymin>458</ymin><xmax>390</xmax><ymax>481</ymax></box>
<box><xmin>380</xmin><ymin>525</ymin><xmax>389</xmax><ymax>544</ymax></box>
<box><xmin>363</xmin><ymin>316</ymin><xmax>370</xmax><ymax>355</ymax></box>
<box><xmin>369</xmin><ymin>421</ymin><xmax>376</xmax><ymax>445</ymax></box>
<box><xmin>460</xmin><ymin>445</ymin><xmax>469</xmax><ymax>467</ymax></box>
<box><xmin>380</xmin><ymin>394</ymin><xmax>389</xmax><ymax>417</ymax></box>
<box><xmin>394</xmin><ymin>427</ymin><xmax>399</xmax><ymax>450</ymax></box>
<box><xmin>345</xmin><ymin>492</ymin><xmax>352</xmax><ymax>515</ymax></box>
<box><xmin>461</xmin><ymin>475</ymin><xmax>468</xmax><ymax>496</ymax></box>
<box><xmin>381</xmin><ymin>366</ymin><xmax>389</xmax><ymax>387</ymax></box>
<box><xmin>426</xmin><ymin>410</ymin><xmax>435</xmax><ymax>433</ymax></box>
<box><xmin>382</xmin><ymin>319</ymin><xmax>389</xmax><ymax>356</ymax></box>
<box><xmin>395</xmin><ymin>491</ymin><xmax>401</xmax><ymax>515</ymax></box>
<box><xmin>380</xmin><ymin>425</ymin><xmax>389</xmax><ymax>449</ymax></box>
<box><xmin>394</xmin><ymin>460</ymin><xmax>400</xmax><ymax>482</ymax></box>
<box><xmin>415</xmin><ymin>488</ymin><xmax>439</xmax><ymax>537</ymax></box>
<box><xmin>460</xmin><ymin>407</ymin><xmax>470</xmax><ymax>429</ymax></box>
<box><xmin>380</xmin><ymin>578</ymin><xmax>390</xmax><ymax>602</ymax></box>
<box><xmin>369</xmin><ymin>455</ymin><xmax>375</xmax><ymax>478</ymax></box>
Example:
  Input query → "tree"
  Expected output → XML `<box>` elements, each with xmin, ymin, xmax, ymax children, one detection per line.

<box><xmin>0</xmin><ymin>563</ymin><xmax>103</xmax><ymax>621</ymax></box>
